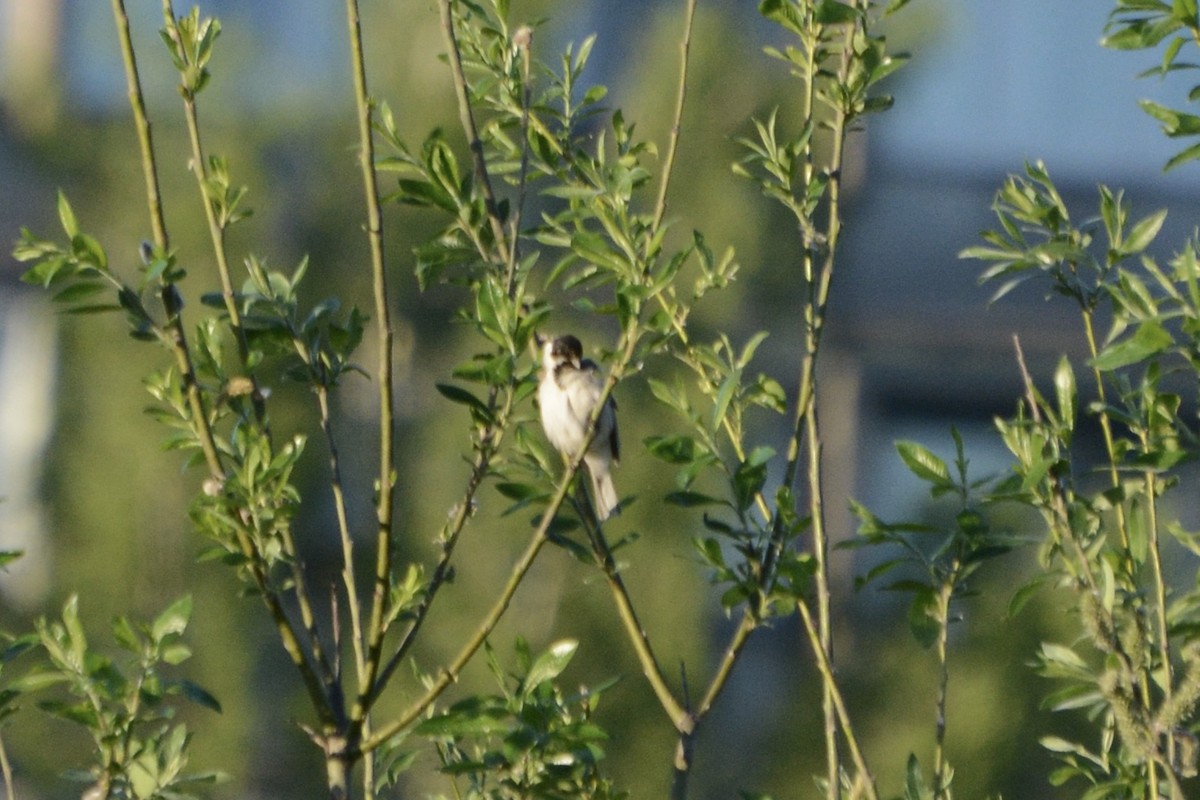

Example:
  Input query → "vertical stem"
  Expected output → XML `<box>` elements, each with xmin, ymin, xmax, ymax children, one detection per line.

<box><xmin>932</xmin><ymin>581</ymin><xmax>953</xmax><ymax>799</ymax></box>
<box><xmin>651</xmin><ymin>0</ymin><xmax>698</xmax><ymax>233</ymax></box>
<box><xmin>1144</xmin><ymin>470</ymin><xmax>1175</xmax><ymax>769</ymax></box>
<box><xmin>437</xmin><ymin>0</ymin><xmax>509</xmax><ymax>259</ymax></box>
<box><xmin>0</xmin><ymin>731</ymin><xmax>14</xmax><ymax>800</ymax></box>
<box><xmin>319</xmin><ymin>386</ymin><xmax>367</xmax><ymax>685</ymax></box>
<box><xmin>805</xmin><ymin>10</ymin><xmax>860</xmax><ymax>794</ymax></box>
<box><xmin>340</xmin><ymin>8</ymin><xmax>395</xmax><ymax>800</ymax></box>
<box><xmin>806</xmin><ymin>397</ymin><xmax>839</xmax><ymax>797</ymax></box>
<box><xmin>110</xmin><ymin>0</ymin><xmax>223</xmax><ymax>480</ymax></box>
<box><xmin>110</xmin><ymin>0</ymin><xmax>168</xmax><ymax>250</ymax></box>
<box><xmin>1081</xmin><ymin>311</ymin><xmax>1130</xmax><ymax>553</ymax></box>
<box><xmin>344</xmin><ymin>0</ymin><xmax>395</xmax><ymax>715</ymax></box>
<box><xmin>505</xmin><ymin>28</ymin><xmax>533</xmax><ymax>286</ymax></box>
<box><xmin>161</xmin><ymin>1</ymin><xmax>271</xmax><ymax>434</ymax></box>
<box><xmin>798</xmin><ymin>599</ymin><xmax>877</xmax><ymax>800</ymax></box>
<box><xmin>1082</xmin><ymin>316</ymin><xmax>1172</xmax><ymax>775</ymax></box>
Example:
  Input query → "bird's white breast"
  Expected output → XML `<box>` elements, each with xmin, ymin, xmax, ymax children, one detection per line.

<box><xmin>538</xmin><ymin>370</ymin><xmax>588</xmax><ymax>455</ymax></box>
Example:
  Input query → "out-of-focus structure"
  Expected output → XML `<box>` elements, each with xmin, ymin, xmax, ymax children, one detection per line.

<box><xmin>0</xmin><ymin>0</ymin><xmax>63</xmax><ymax>607</ymax></box>
<box><xmin>2</xmin><ymin>2</ymin><xmax>1200</xmax><ymax>797</ymax></box>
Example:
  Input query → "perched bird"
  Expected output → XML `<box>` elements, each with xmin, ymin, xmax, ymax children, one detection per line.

<box><xmin>537</xmin><ymin>334</ymin><xmax>620</xmax><ymax>520</ymax></box>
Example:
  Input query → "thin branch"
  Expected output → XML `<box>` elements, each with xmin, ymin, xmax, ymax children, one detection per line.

<box><xmin>1081</xmin><ymin>310</ymin><xmax>1131</xmax><ymax>554</ymax></box>
<box><xmin>697</xmin><ymin>612</ymin><xmax>756</xmax><ymax>717</ymax></box>
<box><xmin>1144</xmin><ymin>469</ymin><xmax>1175</xmax><ymax>768</ymax></box>
<box><xmin>110</xmin><ymin>0</ymin><xmax>223</xmax><ymax>480</ymax></box>
<box><xmin>364</xmin><ymin>0</ymin><xmax>535</xmax><ymax>724</ymax></box>
<box><xmin>230</xmin><ymin>521</ymin><xmax>338</xmax><ymax>729</ymax></box>
<box><xmin>650</xmin><ymin>0</ymin><xmax>698</xmax><ymax>234</ymax></box>
<box><xmin>932</xmin><ymin>582</ymin><xmax>953</xmax><ymax>799</ymax></box>
<box><xmin>799</xmin><ymin>8</ymin><xmax>864</xmax><ymax>793</ymax></box>
<box><xmin>110</xmin><ymin>0</ymin><xmax>168</xmax><ymax>250</ymax></box>
<box><xmin>343</xmin><ymin>0</ymin><xmax>397</xmax><ymax>737</ymax></box>
<box><xmin>318</xmin><ymin>386</ymin><xmax>367</xmax><ymax>685</ymax></box>
<box><xmin>798</xmin><ymin>598</ymin><xmax>877</xmax><ymax>800</ymax></box>
<box><xmin>162</xmin><ymin>0</ymin><xmax>340</xmax><ymax>700</ymax></box>
<box><xmin>0</xmin><ymin>731</ymin><xmax>13</xmax><ymax>800</ymax></box>
<box><xmin>161</xmin><ymin>0</ymin><xmax>268</xmax><ymax>428</ymax></box>
<box><xmin>366</xmin><ymin>386</ymin><xmax>517</xmax><ymax>709</ymax></box>
<box><xmin>359</xmin><ymin>466</ymin><xmax>563</xmax><ymax>753</ymax></box>
<box><xmin>505</xmin><ymin>25</ymin><xmax>534</xmax><ymax>289</ymax></box>
<box><xmin>438</xmin><ymin>0</ymin><xmax>510</xmax><ymax>260</ymax></box>
<box><xmin>583</xmin><ymin>517</ymin><xmax>690</xmax><ymax>728</ymax></box>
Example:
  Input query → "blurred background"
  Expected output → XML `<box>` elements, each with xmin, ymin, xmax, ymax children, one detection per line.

<box><xmin>2</xmin><ymin>0</ymin><xmax>1199</xmax><ymax>797</ymax></box>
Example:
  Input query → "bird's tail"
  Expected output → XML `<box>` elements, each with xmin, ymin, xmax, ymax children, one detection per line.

<box><xmin>586</xmin><ymin>458</ymin><xmax>619</xmax><ymax>521</ymax></box>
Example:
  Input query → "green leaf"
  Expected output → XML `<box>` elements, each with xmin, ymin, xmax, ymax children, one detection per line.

<box><xmin>523</xmin><ymin>639</ymin><xmax>578</xmax><ymax>692</ymax></box>
<box><xmin>664</xmin><ymin>491</ymin><xmax>725</xmax><ymax>508</ymax></box>
<box><xmin>733</xmin><ymin>455</ymin><xmax>769</xmax><ymax>513</ymax></box>
<box><xmin>1054</xmin><ymin>356</ymin><xmax>1076</xmax><ymax>427</ymax></box>
<box><xmin>1163</xmin><ymin>138</ymin><xmax>1200</xmax><ymax>171</ymax></box>
<box><xmin>1128</xmin><ymin>494</ymin><xmax>1149</xmax><ymax>564</ymax></box>
<box><xmin>152</xmin><ymin>595</ymin><xmax>193</xmax><ymax>642</ymax></box>
<box><xmin>51</xmin><ymin>281</ymin><xmax>106</xmax><ymax>305</ymax></box>
<box><xmin>694</xmin><ymin>537</ymin><xmax>727</xmax><ymax>570</ymax></box>
<box><xmin>112</xmin><ymin>616</ymin><xmax>142</xmax><ymax>654</ymax></box>
<box><xmin>56</xmin><ymin>191</ymin><xmax>79</xmax><ymax>238</ymax></box>
<box><xmin>906</xmin><ymin>589</ymin><xmax>940</xmax><ymax>649</ymax></box>
<box><xmin>177</xmin><ymin>678</ymin><xmax>222</xmax><ymax>713</ymax></box>
<box><xmin>435</xmin><ymin>383</ymin><xmax>489</xmax><ymax>415</ymax></box>
<box><xmin>1039</xmin><ymin>641</ymin><xmax>1088</xmax><ymax>671</ymax></box>
<box><xmin>416</xmin><ymin>699</ymin><xmax>510</xmax><ymax>737</ymax></box>
<box><xmin>895</xmin><ymin>441</ymin><xmax>951</xmax><ymax>486</ymax></box>
<box><xmin>495</xmin><ymin>482</ymin><xmax>542</xmax><ymax>501</ymax></box>
<box><xmin>903</xmin><ymin>752</ymin><xmax>927</xmax><ymax>800</ymax></box>
<box><xmin>20</xmin><ymin>254</ymin><xmax>69</xmax><ymax>288</ymax></box>
<box><xmin>161</xmin><ymin>641</ymin><xmax>192</xmax><ymax>665</ymax></box>
<box><xmin>814</xmin><ymin>0</ymin><xmax>861</xmax><ymax>24</ymax></box>
<box><xmin>1007</xmin><ymin>574</ymin><xmax>1048</xmax><ymax>618</ymax></box>
<box><xmin>710</xmin><ymin>373</ymin><xmax>739</xmax><ymax>433</ymax></box>
<box><xmin>1091</xmin><ymin>321</ymin><xmax>1173</xmax><ymax>370</ymax></box>
<box><xmin>1122</xmin><ymin>208</ymin><xmax>1167</xmax><ymax>253</ymax></box>
<box><xmin>8</xmin><ymin>670</ymin><xmax>69</xmax><ymax>693</ymax></box>
<box><xmin>644</xmin><ymin>435</ymin><xmax>699</xmax><ymax>464</ymax></box>
<box><xmin>1140</xmin><ymin>98</ymin><xmax>1200</xmax><ymax>136</ymax></box>
<box><xmin>61</xmin><ymin>595</ymin><xmax>86</xmax><ymax>666</ymax></box>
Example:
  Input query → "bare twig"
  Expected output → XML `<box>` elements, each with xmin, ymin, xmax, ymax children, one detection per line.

<box><xmin>798</xmin><ymin>598</ymin><xmax>877</xmax><ymax>800</ymax></box>
<box><xmin>651</xmin><ymin>0</ymin><xmax>698</xmax><ymax>234</ymax></box>
<box><xmin>343</xmin><ymin>0</ymin><xmax>397</xmax><ymax>749</ymax></box>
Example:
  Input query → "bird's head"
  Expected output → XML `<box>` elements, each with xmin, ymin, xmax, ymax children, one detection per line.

<box><xmin>538</xmin><ymin>333</ymin><xmax>583</xmax><ymax>370</ymax></box>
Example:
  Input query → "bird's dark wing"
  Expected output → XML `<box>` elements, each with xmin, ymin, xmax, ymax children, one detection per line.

<box><xmin>608</xmin><ymin>401</ymin><xmax>620</xmax><ymax>463</ymax></box>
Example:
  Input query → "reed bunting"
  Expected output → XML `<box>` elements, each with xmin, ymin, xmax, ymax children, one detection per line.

<box><xmin>536</xmin><ymin>334</ymin><xmax>620</xmax><ymax>520</ymax></box>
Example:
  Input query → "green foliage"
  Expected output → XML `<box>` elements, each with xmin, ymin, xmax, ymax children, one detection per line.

<box><xmin>33</xmin><ymin>0</ymin><xmax>1200</xmax><ymax>798</ymax></box>
<box><xmin>850</xmin><ymin>432</ymin><xmax>1014</xmax><ymax>649</ymax></box>
<box><xmin>964</xmin><ymin>145</ymin><xmax>1200</xmax><ymax>797</ymax></box>
<box><xmin>1103</xmin><ymin>0</ymin><xmax>1200</xmax><ymax>170</ymax></box>
<box><xmin>417</xmin><ymin>640</ymin><xmax>623</xmax><ymax>799</ymax></box>
<box><xmin>159</xmin><ymin>5</ymin><xmax>221</xmax><ymax>99</ymax></box>
<box><xmin>959</xmin><ymin>161</ymin><xmax>1167</xmax><ymax>308</ymax></box>
<box><xmin>7</xmin><ymin>596</ymin><xmax>223</xmax><ymax>799</ymax></box>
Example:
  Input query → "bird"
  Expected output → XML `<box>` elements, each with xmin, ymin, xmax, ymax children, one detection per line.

<box><xmin>536</xmin><ymin>333</ymin><xmax>620</xmax><ymax>520</ymax></box>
